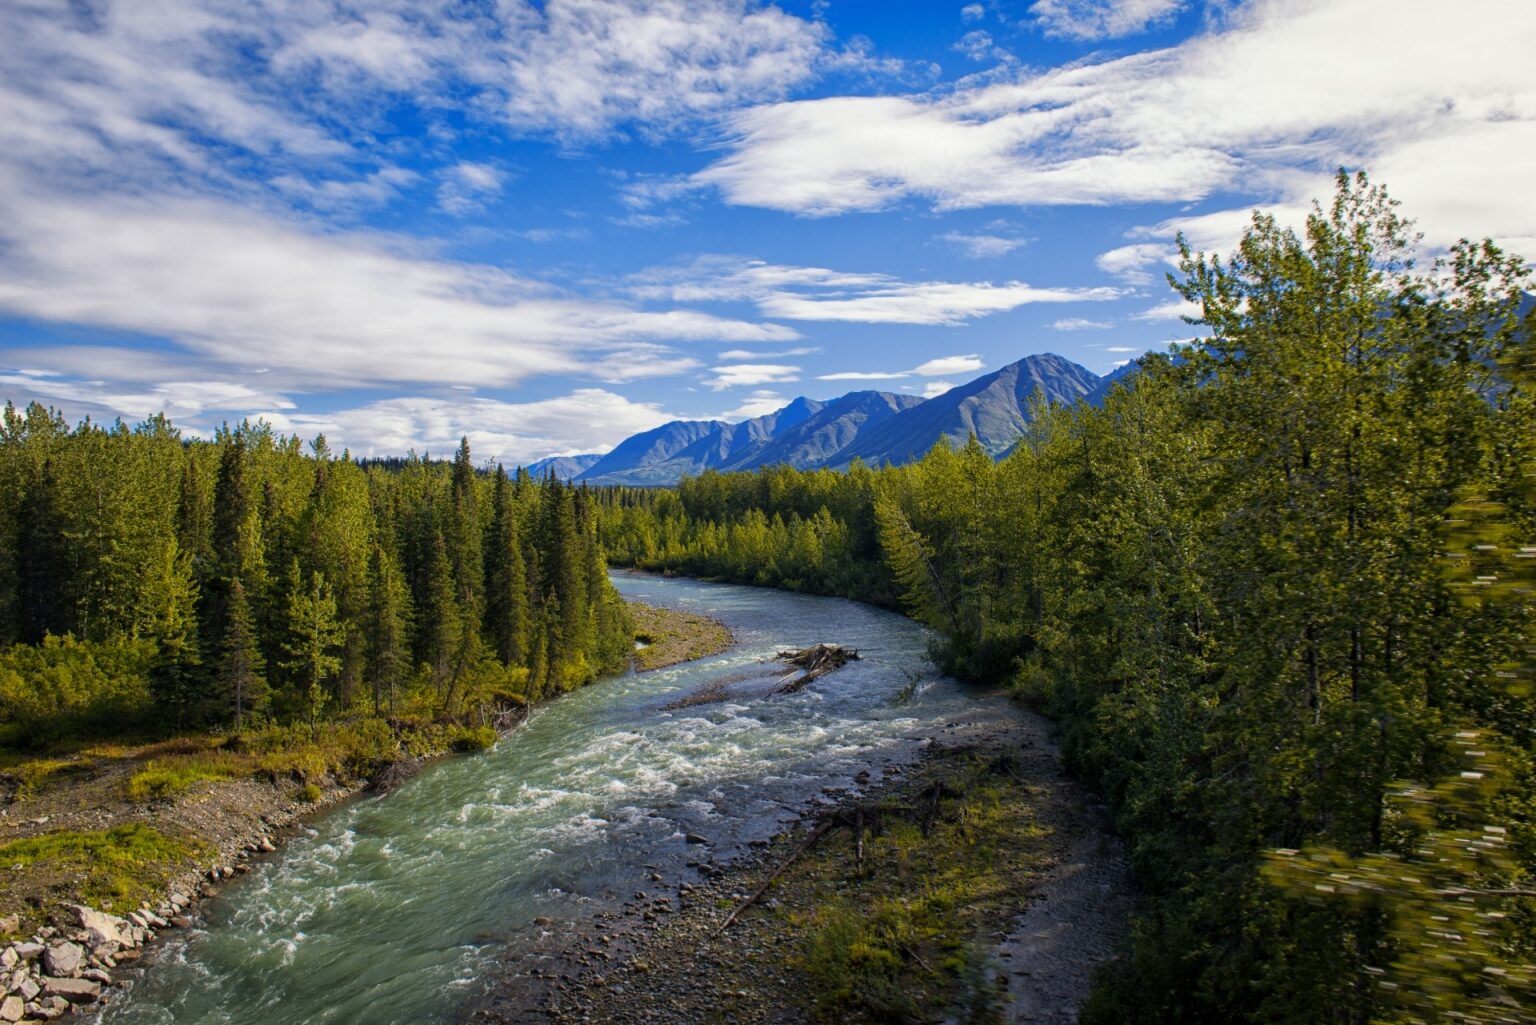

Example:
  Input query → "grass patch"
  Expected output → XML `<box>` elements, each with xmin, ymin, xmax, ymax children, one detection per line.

<box><xmin>0</xmin><ymin>823</ymin><xmax>204</xmax><ymax>912</ymax></box>
<box><xmin>791</xmin><ymin>754</ymin><xmax>1051</xmax><ymax>1023</ymax></box>
<box><xmin>125</xmin><ymin>755</ymin><xmax>240</xmax><ymax>801</ymax></box>
<box><xmin>627</xmin><ymin>602</ymin><xmax>733</xmax><ymax>671</ymax></box>
<box><xmin>0</xmin><ymin>757</ymin><xmax>92</xmax><ymax>800</ymax></box>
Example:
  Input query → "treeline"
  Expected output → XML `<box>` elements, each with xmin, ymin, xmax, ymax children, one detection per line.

<box><xmin>0</xmin><ymin>423</ymin><xmax>631</xmax><ymax>745</ymax></box>
<box><xmin>598</xmin><ymin>176</ymin><xmax>1536</xmax><ymax>1023</ymax></box>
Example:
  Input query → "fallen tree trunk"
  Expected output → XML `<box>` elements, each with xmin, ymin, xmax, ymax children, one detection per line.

<box><xmin>773</xmin><ymin>643</ymin><xmax>860</xmax><ymax>693</ymax></box>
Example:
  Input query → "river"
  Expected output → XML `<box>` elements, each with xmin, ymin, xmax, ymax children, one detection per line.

<box><xmin>96</xmin><ymin>572</ymin><xmax>1013</xmax><ymax>1025</ymax></box>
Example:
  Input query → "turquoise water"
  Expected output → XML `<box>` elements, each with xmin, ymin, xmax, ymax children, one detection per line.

<box><xmin>97</xmin><ymin>574</ymin><xmax>997</xmax><ymax>1025</ymax></box>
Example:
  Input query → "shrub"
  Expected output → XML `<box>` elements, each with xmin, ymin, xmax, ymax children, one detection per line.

<box><xmin>297</xmin><ymin>782</ymin><xmax>323</xmax><ymax>803</ymax></box>
<box><xmin>450</xmin><ymin>724</ymin><xmax>496</xmax><ymax>753</ymax></box>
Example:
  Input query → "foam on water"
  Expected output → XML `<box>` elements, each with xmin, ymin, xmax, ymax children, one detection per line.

<box><xmin>96</xmin><ymin>573</ymin><xmax>1004</xmax><ymax>1025</ymax></box>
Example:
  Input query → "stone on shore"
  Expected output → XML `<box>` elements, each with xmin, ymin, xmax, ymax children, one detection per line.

<box><xmin>0</xmin><ymin>995</ymin><xmax>22</xmax><ymax>1022</ymax></box>
<box><xmin>41</xmin><ymin>942</ymin><xmax>83</xmax><ymax>978</ymax></box>
<box><xmin>71</xmin><ymin>907</ymin><xmax>131</xmax><ymax>950</ymax></box>
<box><xmin>41</xmin><ymin>977</ymin><xmax>101</xmax><ymax>1004</ymax></box>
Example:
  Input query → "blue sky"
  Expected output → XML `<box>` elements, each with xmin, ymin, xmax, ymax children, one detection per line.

<box><xmin>2</xmin><ymin>0</ymin><xmax>1533</xmax><ymax>464</ymax></box>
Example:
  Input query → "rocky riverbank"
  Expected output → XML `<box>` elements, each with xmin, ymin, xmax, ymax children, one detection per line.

<box><xmin>463</xmin><ymin>702</ymin><xmax>1132</xmax><ymax>1025</ymax></box>
<box><xmin>0</xmin><ymin>599</ymin><xmax>733</xmax><ymax>1022</ymax></box>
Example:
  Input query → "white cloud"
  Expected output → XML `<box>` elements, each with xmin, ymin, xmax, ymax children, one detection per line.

<box><xmin>1132</xmin><ymin>298</ymin><xmax>1202</xmax><ymax>321</ymax></box>
<box><xmin>817</xmin><ymin>371</ymin><xmax>912</xmax><ymax>381</ymax></box>
<box><xmin>706</xmin><ymin>363</ymin><xmax>802</xmax><ymax>390</ymax></box>
<box><xmin>815</xmin><ymin>353</ymin><xmax>986</xmax><ymax>381</ymax></box>
<box><xmin>0</xmin><ymin>185</ymin><xmax>797</xmax><ymax>393</ymax></box>
<box><xmin>1095</xmin><ymin>242</ymin><xmax>1176</xmax><ymax>284</ymax></box>
<box><xmin>634</xmin><ymin>257</ymin><xmax>1115</xmax><ymax>325</ymax></box>
<box><xmin>438</xmin><ymin>161</ymin><xmax>505</xmax><ymax>215</ymax></box>
<box><xmin>922</xmin><ymin>380</ymin><xmax>956</xmax><ymax>398</ymax></box>
<box><xmin>914</xmin><ymin>354</ymin><xmax>985</xmax><ymax>376</ymax></box>
<box><xmin>718</xmin><ymin>346</ymin><xmax>821</xmax><ymax>359</ymax></box>
<box><xmin>941</xmin><ymin>232</ymin><xmax>1027</xmax><ymax>258</ymax></box>
<box><xmin>722</xmin><ymin>389</ymin><xmax>793</xmax><ymax>418</ymax></box>
<box><xmin>260</xmin><ymin>389</ymin><xmax>677</xmax><ymax>465</ymax></box>
<box><xmin>1106</xmin><ymin>345</ymin><xmax>1140</xmax><ymax>352</ymax></box>
<box><xmin>953</xmin><ymin>30</ymin><xmax>1001</xmax><ymax>62</ymax></box>
<box><xmin>962</xmin><ymin>4</ymin><xmax>987</xmax><ymax>22</ymax></box>
<box><xmin>1051</xmin><ymin>317</ymin><xmax>1112</xmax><ymax>330</ymax></box>
<box><xmin>1030</xmin><ymin>0</ymin><xmax>1187</xmax><ymax>41</ymax></box>
<box><xmin>691</xmin><ymin>0</ymin><xmax>1536</xmax><ymax>259</ymax></box>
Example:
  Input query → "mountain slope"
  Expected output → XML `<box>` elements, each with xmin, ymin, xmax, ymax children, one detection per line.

<box><xmin>525</xmin><ymin>453</ymin><xmax>601</xmax><ymax>480</ymax></box>
<box><xmin>576</xmin><ymin>398</ymin><xmax>824</xmax><ymax>486</ymax></box>
<box><xmin>833</xmin><ymin>353</ymin><xmax>1100</xmax><ymax>468</ymax></box>
<box><xmin>720</xmin><ymin>391</ymin><xmax>924</xmax><ymax>471</ymax></box>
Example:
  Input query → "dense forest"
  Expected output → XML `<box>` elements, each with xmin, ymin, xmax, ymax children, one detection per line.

<box><xmin>0</xmin><ymin>423</ymin><xmax>632</xmax><ymax>748</ymax></box>
<box><xmin>595</xmin><ymin>176</ymin><xmax>1536</xmax><ymax>1023</ymax></box>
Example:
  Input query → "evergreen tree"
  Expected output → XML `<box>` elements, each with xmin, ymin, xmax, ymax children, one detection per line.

<box><xmin>280</xmin><ymin>569</ymin><xmax>344</xmax><ymax>732</ymax></box>
<box><xmin>218</xmin><ymin>578</ymin><xmax>267</xmax><ymax>730</ymax></box>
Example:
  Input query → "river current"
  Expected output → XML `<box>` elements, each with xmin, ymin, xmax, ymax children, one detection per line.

<box><xmin>97</xmin><ymin>573</ymin><xmax>1004</xmax><ymax>1025</ymax></box>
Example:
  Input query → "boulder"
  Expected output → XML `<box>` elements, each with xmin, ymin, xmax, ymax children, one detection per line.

<box><xmin>10</xmin><ymin>944</ymin><xmax>41</xmax><ymax>963</ymax></box>
<box><xmin>42</xmin><ymin>977</ymin><xmax>101</xmax><ymax>1004</ymax></box>
<box><xmin>0</xmin><ymin>995</ymin><xmax>20</xmax><ymax>1022</ymax></box>
<box><xmin>14</xmin><ymin>975</ymin><xmax>39</xmax><ymax>1001</ymax></box>
<box><xmin>0</xmin><ymin>950</ymin><xmax>13</xmax><ymax>971</ymax></box>
<box><xmin>41</xmin><ymin>942</ymin><xmax>83</xmax><ymax>977</ymax></box>
<box><xmin>0</xmin><ymin>917</ymin><xmax>17</xmax><ymax>935</ymax></box>
<box><xmin>72</xmin><ymin>906</ymin><xmax>131</xmax><ymax>950</ymax></box>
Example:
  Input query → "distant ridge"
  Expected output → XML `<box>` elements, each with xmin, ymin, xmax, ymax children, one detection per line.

<box><xmin>574</xmin><ymin>352</ymin><xmax>1110</xmax><ymax>486</ymax></box>
<box><xmin>524</xmin><ymin>453</ymin><xmax>601</xmax><ymax>480</ymax></box>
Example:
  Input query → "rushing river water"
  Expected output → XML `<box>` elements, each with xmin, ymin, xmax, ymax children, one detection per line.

<box><xmin>97</xmin><ymin>573</ymin><xmax>1008</xmax><ymax>1025</ymax></box>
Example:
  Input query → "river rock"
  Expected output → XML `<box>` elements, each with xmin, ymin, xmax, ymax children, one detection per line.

<box><xmin>0</xmin><ymin>995</ymin><xmax>20</xmax><ymax>1022</ymax></box>
<box><xmin>684</xmin><ymin>833</ymin><xmax>709</xmax><ymax>845</ymax></box>
<box><xmin>0</xmin><ymin>950</ymin><xmax>13</xmax><ymax>971</ymax></box>
<box><xmin>10</xmin><ymin>945</ymin><xmax>40</xmax><ymax>964</ymax></box>
<box><xmin>41</xmin><ymin>942</ymin><xmax>83</xmax><ymax>977</ymax></box>
<box><xmin>0</xmin><ymin>916</ymin><xmax>16</xmax><ymax>935</ymax></box>
<box><xmin>42</xmin><ymin>976</ymin><xmax>101</xmax><ymax>1003</ymax></box>
<box><xmin>14</xmin><ymin>975</ymin><xmax>39</xmax><ymax>1001</ymax></box>
<box><xmin>71</xmin><ymin>906</ymin><xmax>130</xmax><ymax>949</ymax></box>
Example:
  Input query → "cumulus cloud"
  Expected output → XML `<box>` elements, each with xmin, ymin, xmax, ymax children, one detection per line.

<box><xmin>633</xmin><ymin>257</ymin><xmax>1115</xmax><ymax>325</ymax></box>
<box><xmin>690</xmin><ymin>0</ymin><xmax>1536</xmax><ymax>259</ymax></box>
<box><xmin>921</xmin><ymin>380</ymin><xmax>957</xmax><ymax>398</ymax></box>
<box><xmin>1095</xmin><ymin>242</ymin><xmax>1177</xmax><ymax>284</ymax></box>
<box><xmin>1029</xmin><ymin>0</ymin><xmax>1188</xmax><ymax>41</ymax></box>
<box><xmin>1132</xmin><ymin>298</ymin><xmax>1202</xmax><ymax>321</ymax></box>
<box><xmin>260</xmin><ymin>389</ymin><xmax>678</xmax><ymax>465</ymax></box>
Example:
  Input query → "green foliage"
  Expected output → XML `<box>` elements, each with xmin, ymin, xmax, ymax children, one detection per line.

<box><xmin>0</xmin><ymin>634</ymin><xmax>155</xmax><ymax>745</ymax></box>
<box><xmin>592</xmin><ymin>174</ymin><xmax>1536</xmax><ymax>1024</ymax></box>
<box><xmin>297</xmin><ymin>782</ymin><xmax>323</xmax><ymax>803</ymax></box>
<box><xmin>449</xmin><ymin>724</ymin><xmax>496</xmax><ymax>752</ymax></box>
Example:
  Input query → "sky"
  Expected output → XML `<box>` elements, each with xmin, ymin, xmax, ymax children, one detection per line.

<box><xmin>2</xmin><ymin>0</ymin><xmax>1534</xmax><ymax>465</ymax></box>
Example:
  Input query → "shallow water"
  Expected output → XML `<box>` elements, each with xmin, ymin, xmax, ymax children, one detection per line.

<box><xmin>98</xmin><ymin>573</ymin><xmax>1003</xmax><ymax>1025</ymax></box>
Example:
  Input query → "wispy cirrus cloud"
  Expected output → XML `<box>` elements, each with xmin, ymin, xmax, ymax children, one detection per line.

<box><xmin>688</xmin><ymin>0</ymin><xmax>1536</xmax><ymax>260</ymax></box>
<box><xmin>817</xmin><ymin>354</ymin><xmax>985</xmax><ymax>382</ymax></box>
<box><xmin>1051</xmin><ymin>317</ymin><xmax>1113</xmax><ymax>331</ymax></box>
<box><xmin>632</xmin><ymin>257</ymin><xmax>1116</xmax><ymax>325</ymax></box>
<box><xmin>1029</xmin><ymin>0</ymin><xmax>1188</xmax><ymax>41</ymax></box>
<box><xmin>706</xmin><ymin>363</ymin><xmax>802</xmax><ymax>390</ymax></box>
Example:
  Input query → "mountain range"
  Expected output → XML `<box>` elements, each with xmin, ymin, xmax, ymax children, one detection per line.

<box><xmin>529</xmin><ymin>352</ymin><xmax>1125</xmax><ymax>486</ymax></box>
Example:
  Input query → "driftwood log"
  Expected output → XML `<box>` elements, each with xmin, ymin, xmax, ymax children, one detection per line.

<box><xmin>773</xmin><ymin>643</ymin><xmax>860</xmax><ymax>693</ymax></box>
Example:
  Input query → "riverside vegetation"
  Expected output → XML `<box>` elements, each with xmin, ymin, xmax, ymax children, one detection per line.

<box><xmin>595</xmin><ymin>175</ymin><xmax>1536</xmax><ymax>1024</ymax></box>
<box><xmin>0</xmin><ymin>429</ymin><xmax>648</xmax><ymax>945</ymax></box>
<box><xmin>0</xmin><ymin>172</ymin><xmax>1531</xmax><ymax>1025</ymax></box>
